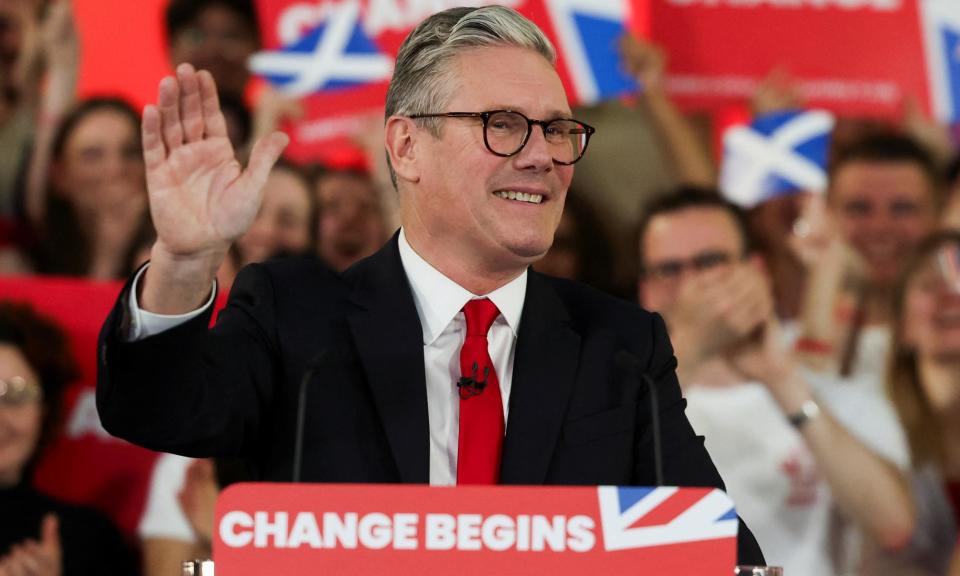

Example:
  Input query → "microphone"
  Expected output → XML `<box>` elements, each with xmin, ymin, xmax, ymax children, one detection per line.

<box><xmin>456</xmin><ymin>361</ymin><xmax>490</xmax><ymax>400</ymax></box>
<box><xmin>616</xmin><ymin>351</ymin><xmax>664</xmax><ymax>487</ymax></box>
<box><xmin>292</xmin><ymin>349</ymin><xmax>330</xmax><ymax>483</ymax></box>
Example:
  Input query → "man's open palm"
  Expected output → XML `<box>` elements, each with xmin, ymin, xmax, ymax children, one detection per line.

<box><xmin>143</xmin><ymin>63</ymin><xmax>288</xmax><ymax>258</ymax></box>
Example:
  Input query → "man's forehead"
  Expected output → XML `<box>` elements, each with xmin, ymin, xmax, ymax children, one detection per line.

<box><xmin>447</xmin><ymin>46</ymin><xmax>571</xmax><ymax>116</ymax></box>
<box><xmin>830</xmin><ymin>160</ymin><xmax>934</xmax><ymax>202</ymax></box>
<box><xmin>644</xmin><ymin>207</ymin><xmax>742</xmax><ymax>255</ymax></box>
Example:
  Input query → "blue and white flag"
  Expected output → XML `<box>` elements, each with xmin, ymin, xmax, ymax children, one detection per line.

<box><xmin>545</xmin><ymin>0</ymin><xmax>638</xmax><ymax>104</ymax></box>
<box><xmin>248</xmin><ymin>1</ymin><xmax>393</xmax><ymax>97</ymax></box>
<box><xmin>720</xmin><ymin>109</ymin><xmax>835</xmax><ymax>209</ymax></box>
<box><xmin>921</xmin><ymin>0</ymin><xmax>960</xmax><ymax>123</ymax></box>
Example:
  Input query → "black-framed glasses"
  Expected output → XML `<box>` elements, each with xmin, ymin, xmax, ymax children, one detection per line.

<box><xmin>643</xmin><ymin>250</ymin><xmax>741</xmax><ymax>282</ymax></box>
<box><xmin>408</xmin><ymin>110</ymin><xmax>595</xmax><ymax>165</ymax></box>
<box><xmin>0</xmin><ymin>376</ymin><xmax>42</xmax><ymax>406</ymax></box>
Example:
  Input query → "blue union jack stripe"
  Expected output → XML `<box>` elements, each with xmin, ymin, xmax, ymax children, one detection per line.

<box><xmin>597</xmin><ymin>486</ymin><xmax>738</xmax><ymax>551</ymax></box>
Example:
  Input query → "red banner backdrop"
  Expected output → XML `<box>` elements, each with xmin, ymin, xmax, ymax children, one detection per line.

<box><xmin>0</xmin><ymin>276</ymin><xmax>225</xmax><ymax>541</ymax></box>
<box><xmin>0</xmin><ymin>277</ymin><xmax>155</xmax><ymax>539</ymax></box>
<box><xmin>250</xmin><ymin>0</ymin><xmax>614</xmax><ymax>163</ymax></box>
<box><xmin>645</xmin><ymin>0</ymin><xmax>931</xmax><ymax>117</ymax></box>
<box><xmin>74</xmin><ymin>0</ymin><xmax>171</xmax><ymax>110</ymax></box>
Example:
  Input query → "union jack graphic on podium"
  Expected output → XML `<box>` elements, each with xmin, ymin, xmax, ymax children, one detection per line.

<box><xmin>597</xmin><ymin>486</ymin><xmax>738</xmax><ymax>551</ymax></box>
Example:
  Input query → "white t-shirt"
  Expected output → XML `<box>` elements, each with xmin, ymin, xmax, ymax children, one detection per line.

<box><xmin>684</xmin><ymin>378</ymin><xmax>909</xmax><ymax>575</ymax></box>
<box><xmin>138</xmin><ymin>453</ymin><xmax>197</xmax><ymax>542</ymax></box>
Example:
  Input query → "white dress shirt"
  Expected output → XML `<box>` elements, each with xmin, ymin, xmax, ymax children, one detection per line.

<box><xmin>127</xmin><ymin>229</ymin><xmax>527</xmax><ymax>486</ymax></box>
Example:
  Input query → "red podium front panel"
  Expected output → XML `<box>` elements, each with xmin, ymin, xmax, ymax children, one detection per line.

<box><xmin>214</xmin><ymin>483</ymin><xmax>739</xmax><ymax>575</ymax></box>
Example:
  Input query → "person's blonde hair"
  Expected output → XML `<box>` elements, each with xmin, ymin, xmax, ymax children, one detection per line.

<box><xmin>887</xmin><ymin>230</ymin><xmax>960</xmax><ymax>467</ymax></box>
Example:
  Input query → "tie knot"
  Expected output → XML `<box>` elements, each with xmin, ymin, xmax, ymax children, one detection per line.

<box><xmin>463</xmin><ymin>298</ymin><xmax>500</xmax><ymax>337</ymax></box>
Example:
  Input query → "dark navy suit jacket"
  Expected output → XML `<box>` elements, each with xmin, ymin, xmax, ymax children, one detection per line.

<box><xmin>97</xmin><ymin>235</ymin><xmax>764</xmax><ymax>564</ymax></box>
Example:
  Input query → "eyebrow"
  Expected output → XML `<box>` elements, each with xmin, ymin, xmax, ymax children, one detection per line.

<box><xmin>488</xmin><ymin>106</ymin><xmax>574</xmax><ymax>119</ymax></box>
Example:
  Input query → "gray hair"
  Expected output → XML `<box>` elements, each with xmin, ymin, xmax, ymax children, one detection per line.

<box><xmin>384</xmin><ymin>6</ymin><xmax>556</xmax><ymax>187</ymax></box>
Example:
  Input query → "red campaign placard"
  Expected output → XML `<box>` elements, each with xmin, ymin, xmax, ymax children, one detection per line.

<box><xmin>251</xmin><ymin>0</ymin><xmax>625</xmax><ymax>163</ymax></box>
<box><xmin>214</xmin><ymin>483</ymin><xmax>738</xmax><ymax>575</ymax></box>
<box><xmin>0</xmin><ymin>276</ymin><xmax>227</xmax><ymax>540</ymax></box>
<box><xmin>645</xmin><ymin>0</ymin><xmax>931</xmax><ymax>117</ymax></box>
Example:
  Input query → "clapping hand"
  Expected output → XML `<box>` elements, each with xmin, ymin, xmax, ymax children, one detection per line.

<box><xmin>0</xmin><ymin>514</ymin><xmax>61</xmax><ymax>576</ymax></box>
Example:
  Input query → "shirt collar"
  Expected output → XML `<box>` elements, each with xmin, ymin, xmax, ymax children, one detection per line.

<box><xmin>398</xmin><ymin>228</ymin><xmax>527</xmax><ymax>345</ymax></box>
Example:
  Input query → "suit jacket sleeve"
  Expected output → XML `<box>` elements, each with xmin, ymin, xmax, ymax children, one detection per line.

<box><xmin>640</xmin><ymin>312</ymin><xmax>766</xmax><ymax>566</ymax></box>
<box><xmin>97</xmin><ymin>263</ymin><xmax>281</xmax><ymax>457</ymax></box>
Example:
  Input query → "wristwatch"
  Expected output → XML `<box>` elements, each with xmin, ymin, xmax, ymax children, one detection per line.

<box><xmin>787</xmin><ymin>399</ymin><xmax>821</xmax><ymax>430</ymax></box>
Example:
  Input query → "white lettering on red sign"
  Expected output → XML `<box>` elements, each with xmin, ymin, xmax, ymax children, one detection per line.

<box><xmin>666</xmin><ymin>0</ymin><xmax>900</xmax><ymax>10</ymax></box>
<box><xmin>276</xmin><ymin>0</ymin><xmax>523</xmax><ymax>45</ymax></box>
<box><xmin>423</xmin><ymin>513</ymin><xmax>595</xmax><ymax>552</ymax></box>
<box><xmin>220</xmin><ymin>511</ymin><xmax>596</xmax><ymax>552</ymax></box>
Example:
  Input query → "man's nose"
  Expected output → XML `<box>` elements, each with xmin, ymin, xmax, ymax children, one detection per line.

<box><xmin>513</xmin><ymin>126</ymin><xmax>553</xmax><ymax>172</ymax></box>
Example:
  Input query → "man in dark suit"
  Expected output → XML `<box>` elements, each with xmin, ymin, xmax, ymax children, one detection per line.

<box><xmin>97</xmin><ymin>5</ymin><xmax>763</xmax><ymax>564</ymax></box>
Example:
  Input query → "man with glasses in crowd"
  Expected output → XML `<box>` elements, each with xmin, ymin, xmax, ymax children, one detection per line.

<box><xmin>636</xmin><ymin>187</ymin><xmax>915</xmax><ymax>573</ymax></box>
<box><xmin>97</xmin><ymin>6</ymin><xmax>763</xmax><ymax>563</ymax></box>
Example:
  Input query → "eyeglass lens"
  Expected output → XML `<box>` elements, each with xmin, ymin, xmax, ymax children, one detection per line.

<box><xmin>0</xmin><ymin>377</ymin><xmax>42</xmax><ymax>406</ymax></box>
<box><xmin>647</xmin><ymin>250</ymin><xmax>735</xmax><ymax>280</ymax></box>
<box><xmin>484</xmin><ymin>111</ymin><xmax>589</xmax><ymax>164</ymax></box>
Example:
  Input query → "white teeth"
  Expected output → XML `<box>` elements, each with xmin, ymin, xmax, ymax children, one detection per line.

<box><xmin>494</xmin><ymin>190</ymin><xmax>544</xmax><ymax>204</ymax></box>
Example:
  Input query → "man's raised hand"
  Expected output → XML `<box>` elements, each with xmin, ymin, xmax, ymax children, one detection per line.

<box><xmin>139</xmin><ymin>64</ymin><xmax>288</xmax><ymax>313</ymax></box>
<box><xmin>144</xmin><ymin>63</ymin><xmax>288</xmax><ymax>259</ymax></box>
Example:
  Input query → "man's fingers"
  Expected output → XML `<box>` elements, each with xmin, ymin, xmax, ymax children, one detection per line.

<box><xmin>199</xmin><ymin>70</ymin><xmax>229</xmax><ymax>140</ymax></box>
<box><xmin>10</xmin><ymin>546</ymin><xmax>40</xmax><ymax>575</ymax></box>
<box><xmin>158</xmin><ymin>75</ymin><xmax>184</xmax><ymax>152</ymax></box>
<box><xmin>141</xmin><ymin>104</ymin><xmax>166</xmax><ymax>172</ymax></box>
<box><xmin>40</xmin><ymin>514</ymin><xmax>60</xmax><ymax>556</ymax></box>
<box><xmin>178</xmin><ymin>63</ymin><xmax>205</xmax><ymax>144</ymax></box>
<box><xmin>239</xmin><ymin>131</ymin><xmax>290</xmax><ymax>193</ymax></box>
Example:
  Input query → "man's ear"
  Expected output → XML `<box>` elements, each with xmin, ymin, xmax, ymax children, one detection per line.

<box><xmin>385</xmin><ymin>116</ymin><xmax>421</xmax><ymax>185</ymax></box>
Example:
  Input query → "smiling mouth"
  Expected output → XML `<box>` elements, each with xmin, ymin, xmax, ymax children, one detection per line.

<box><xmin>494</xmin><ymin>190</ymin><xmax>543</xmax><ymax>204</ymax></box>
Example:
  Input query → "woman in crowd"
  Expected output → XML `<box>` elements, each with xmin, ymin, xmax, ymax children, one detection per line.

<box><xmin>0</xmin><ymin>301</ymin><xmax>134</xmax><ymax>575</ymax></box>
<box><xmin>30</xmin><ymin>97</ymin><xmax>151</xmax><ymax>279</ymax></box>
<box><xmin>860</xmin><ymin>231</ymin><xmax>960</xmax><ymax>575</ymax></box>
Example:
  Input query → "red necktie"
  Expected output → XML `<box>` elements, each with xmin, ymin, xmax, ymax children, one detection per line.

<box><xmin>457</xmin><ymin>298</ymin><xmax>504</xmax><ymax>484</ymax></box>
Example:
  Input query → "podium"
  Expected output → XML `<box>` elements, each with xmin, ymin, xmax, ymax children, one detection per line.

<box><xmin>211</xmin><ymin>483</ymin><xmax>739</xmax><ymax>575</ymax></box>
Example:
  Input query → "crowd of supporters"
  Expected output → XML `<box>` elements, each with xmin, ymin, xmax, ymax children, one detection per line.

<box><xmin>2</xmin><ymin>0</ymin><xmax>960</xmax><ymax>575</ymax></box>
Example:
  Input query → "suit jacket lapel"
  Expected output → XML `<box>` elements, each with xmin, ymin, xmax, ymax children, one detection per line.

<box><xmin>346</xmin><ymin>236</ymin><xmax>430</xmax><ymax>483</ymax></box>
<box><xmin>500</xmin><ymin>271</ymin><xmax>581</xmax><ymax>484</ymax></box>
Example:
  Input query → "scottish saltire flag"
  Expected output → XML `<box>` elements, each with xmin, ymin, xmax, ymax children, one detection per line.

<box><xmin>545</xmin><ymin>0</ymin><xmax>638</xmax><ymax>103</ymax></box>
<box><xmin>597</xmin><ymin>486</ymin><xmax>737</xmax><ymax>551</ymax></box>
<box><xmin>920</xmin><ymin>0</ymin><xmax>960</xmax><ymax>123</ymax></box>
<box><xmin>248</xmin><ymin>1</ymin><xmax>393</xmax><ymax>97</ymax></box>
<box><xmin>720</xmin><ymin>109</ymin><xmax>835</xmax><ymax>209</ymax></box>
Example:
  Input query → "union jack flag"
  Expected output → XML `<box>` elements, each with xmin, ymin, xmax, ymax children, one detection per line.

<box><xmin>597</xmin><ymin>486</ymin><xmax>738</xmax><ymax>551</ymax></box>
